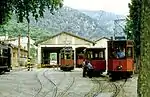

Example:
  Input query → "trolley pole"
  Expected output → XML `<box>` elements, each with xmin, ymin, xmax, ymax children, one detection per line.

<box><xmin>27</xmin><ymin>22</ymin><xmax>30</xmax><ymax>59</ymax></box>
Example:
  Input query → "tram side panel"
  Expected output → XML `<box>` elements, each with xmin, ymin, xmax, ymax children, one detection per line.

<box><xmin>127</xmin><ymin>58</ymin><xmax>134</xmax><ymax>71</ymax></box>
<box><xmin>83</xmin><ymin>48</ymin><xmax>106</xmax><ymax>76</ymax></box>
<box><xmin>91</xmin><ymin>60</ymin><xmax>106</xmax><ymax>72</ymax></box>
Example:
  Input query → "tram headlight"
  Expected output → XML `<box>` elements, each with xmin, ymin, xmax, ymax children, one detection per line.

<box><xmin>117</xmin><ymin>65</ymin><xmax>122</xmax><ymax>70</ymax></box>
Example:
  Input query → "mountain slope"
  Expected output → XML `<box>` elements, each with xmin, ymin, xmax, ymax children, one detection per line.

<box><xmin>80</xmin><ymin>10</ymin><xmax>127</xmax><ymax>37</ymax></box>
<box><xmin>30</xmin><ymin>7</ymin><xmax>112</xmax><ymax>40</ymax></box>
<box><xmin>80</xmin><ymin>10</ymin><xmax>126</xmax><ymax>22</ymax></box>
<box><xmin>1</xmin><ymin>7</ymin><xmax>127</xmax><ymax>41</ymax></box>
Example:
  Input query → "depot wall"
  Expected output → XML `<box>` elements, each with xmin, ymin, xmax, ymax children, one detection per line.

<box><xmin>38</xmin><ymin>32</ymin><xmax>94</xmax><ymax>65</ymax></box>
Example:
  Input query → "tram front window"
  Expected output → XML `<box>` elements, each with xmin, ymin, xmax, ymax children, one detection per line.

<box><xmin>116</xmin><ymin>48</ymin><xmax>125</xmax><ymax>58</ymax></box>
<box><xmin>65</xmin><ymin>54</ymin><xmax>72</xmax><ymax>59</ymax></box>
<box><xmin>112</xmin><ymin>47</ymin><xmax>126</xmax><ymax>59</ymax></box>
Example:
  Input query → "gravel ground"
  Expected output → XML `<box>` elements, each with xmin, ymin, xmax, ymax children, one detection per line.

<box><xmin>0</xmin><ymin>68</ymin><xmax>137</xmax><ymax>97</ymax></box>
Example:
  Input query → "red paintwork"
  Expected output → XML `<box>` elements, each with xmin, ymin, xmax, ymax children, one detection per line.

<box><xmin>60</xmin><ymin>59</ymin><xmax>74</xmax><ymax>67</ymax></box>
<box><xmin>77</xmin><ymin>54</ymin><xmax>84</xmax><ymax>65</ymax></box>
<box><xmin>90</xmin><ymin>60</ymin><xmax>106</xmax><ymax>71</ymax></box>
<box><xmin>77</xmin><ymin>59</ymin><xmax>84</xmax><ymax>65</ymax></box>
<box><xmin>108</xmin><ymin>58</ymin><xmax>134</xmax><ymax>72</ymax></box>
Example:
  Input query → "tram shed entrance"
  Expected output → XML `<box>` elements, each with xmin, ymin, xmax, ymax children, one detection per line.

<box><xmin>75</xmin><ymin>47</ymin><xmax>86</xmax><ymax>68</ymax></box>
<box><xmin>41</xmin><ymin>47</ymin><xmax>63</xmax><ymax>67</ymax></box>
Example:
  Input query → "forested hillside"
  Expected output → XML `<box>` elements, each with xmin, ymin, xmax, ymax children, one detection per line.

<box><xmin>0</xmin><ymin>7</ymin><xmax>126</xmax><ymax>41</ymax></box>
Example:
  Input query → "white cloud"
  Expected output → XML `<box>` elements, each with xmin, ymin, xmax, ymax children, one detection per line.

<box><xmin>63</xmin><ymin>0</ymin><xmax>131</xmax><ymax>15</ymax></box>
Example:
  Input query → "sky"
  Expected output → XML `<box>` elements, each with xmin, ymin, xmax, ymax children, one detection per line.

<box><xmin>63</xmin><ymin>0</ymin><xmax>131</xmax><ymax>15</ymax></box>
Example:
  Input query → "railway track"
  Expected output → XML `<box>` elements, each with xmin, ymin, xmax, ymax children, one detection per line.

<box><xmin>100</xmin><ymin>74</ymin><xmax>128</xmax><ymax>97</ymax></box>
<box><xmin>83</xmin><ymin>75</ymin><xmax>128</xmax><ymax>97</ymax></box>
<box><xmin>0</xmin><ymin>69</ymin><xmax>56</xmax><ymax>97</ymax></box>
<box><xmin>43</xmin><ymin>70</ymin><xmax>58</xmax><ymax>97</ymax></box>
<box><xmin>33</xmin><ymin>69</ymin><xmax>57</xmax><ymax>97</ymax></box>
<box><xmin>0</xmin><ymin>69</ymin><xmax>130</xmax><ymax>97</ymax></box>
<box><xmin>34</xmin><ymin>69</ymin><xmax>68</xmax><ymax>97</ymax></box>
<box><xmin>84</xmin><ymin>77</ymin><xmax>107</xmax><ymax>97</ymax></box>
<box><xmin>0</xmin><ymin>68</ymin><xmax>74</xmax><ymax>97</ymax></box>
<box><xmin>33</xmin><ymin>70</ymin><xmax>43</xmax><ymax>97</ymax></box>
<box><xmin>111</xmin><ymin>79</ymin><xmax>127</xmax><ymax>97</ymax></box>
<box><xmin>56</xmin><ymin>72</ymin><xmax>75</xmax><ymax>97</ymax></box>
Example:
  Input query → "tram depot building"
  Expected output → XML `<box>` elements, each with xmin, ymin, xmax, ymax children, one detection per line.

<box><xmin>37</xmin><ymin>32</ymin><xmax>110</xmax><ymax>68</ymax></box>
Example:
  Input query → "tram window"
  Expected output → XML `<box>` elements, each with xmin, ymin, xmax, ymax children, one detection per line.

<box><xmin>61</xmin><ymin>54</ymin><xmax>64</xmax><ymax>59</ymax></box>
<box><xmin>3</xmin><ymin>49</ymin><xmax>8</xmax><ymax>56</ymax></box>
<box><xmin>87</xmin><ymin>53</ymin><xmax>91</xmax><ymax>59</ymax></box>
<box><xmin>99</xmin><ymin>51</ymin><xmax>104</xmax><ymax>59</ymax></box>
<box><xmin>95</xmin><ymin>53</ymin><xmax>98</xmax><ymax>58</ymax></box>
<box><xmin>127</xmin><ymin>47</ymin><xmax>133</xmax><ymax>57</ymax></box>
<box><xmin>66</xmin><ymin>54</ymin><xmax>71</xmax><ymax>59</ymax></box>
<box><xmin>90</xmin><ymin>51</ymin><xmax>93</xmax><ymax>58</ymax></box>
<box><xmin>110</xmin><ymin>47</ymin><xmax>126</xmax><ymax>59</ymax></box>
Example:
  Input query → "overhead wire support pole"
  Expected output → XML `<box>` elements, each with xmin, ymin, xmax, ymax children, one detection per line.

<box><xmin>27</xmin><ymin>21</ymin><xmax>30</xmax><ymax>59</ymax></box>
<box><xmin>114</xmin><ymin>18</ymin><xmax>126</xmax><ymax>40</ymax></box>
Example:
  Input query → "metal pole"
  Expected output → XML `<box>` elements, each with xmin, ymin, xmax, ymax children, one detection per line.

<box><xmin>27</xmin><ymin>22</ymin><xmax>30</xmax><ymax>59</ymax></box>
<box><xmin>18</xmin><ymin>34</ymin><xmax>21</xmax><ymax>66</ymax></box>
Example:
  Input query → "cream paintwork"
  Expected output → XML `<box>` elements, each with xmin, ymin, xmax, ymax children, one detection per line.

<box><xmin>37</xmin><ymin>32</ymin><xmax>93</xmax><ymax>64</ymax></box>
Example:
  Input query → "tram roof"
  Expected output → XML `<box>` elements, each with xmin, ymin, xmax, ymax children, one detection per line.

<box><xmin>85</xmin><ymin>47</ymin><xmax>106</xmax><ymax>50</ymax></box>
<box><xmin>108</xmin><ymin>40</ymin><xmax>133</xmax><ymax>42</ymax></box>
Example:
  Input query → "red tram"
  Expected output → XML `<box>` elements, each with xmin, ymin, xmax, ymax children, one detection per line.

<box><xmin>76</xmin><ymin>53</ymin><xmax>85</xmax><ymax>68</ymax></box>
<box><xmin>83</xmin><ymin>47</ymin><xmax>106</xmax><ymax>76</ymax></box>
<box><xmin>107</xmin><ymin>40</ymin><xmax>134</xmax><ymax>79</ymax></box>
<box><xmin>60</xmin><ymin>47</ymin><xmax>74</xmax><ymax>71</ymax></box>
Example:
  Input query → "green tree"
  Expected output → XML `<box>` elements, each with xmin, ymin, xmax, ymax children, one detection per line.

<box><xmin>0</xmin><ymin>0</ymin><xmax>63</xmax><ymax>25</ymax></box>
<box><xmin>127</xmin><ymin>0</ymin><xmax>142</xmax><ymax>73</ymax></box>
<box><xmin>125</xmin><ymin>17</ymin><xmax>134</xmax><ymax>40</ymax></box>
<box><xmin>138</xmin><ymin>0</ymin><xmax>150</xmax><ymax>96</ymax></box>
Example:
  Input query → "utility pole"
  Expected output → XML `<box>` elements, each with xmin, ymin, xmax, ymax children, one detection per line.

<box><xmin>18</xmin><ymin>34</ymin><xmax>21</xmax><ymax>66</ymax></box>
<box><xmin>113</xmin><ymin>28</ymin><xmax>115</xmax><ymax>40</ymax></box>
<box><xmin>114</xmin><ymin>19</ymin><xmax>126</xmax><ymax>40</ymax></box>
<box><xmin>27</xmin><ymin>22</ymin><xmax>30</xmax><ymax>59</ymax></box>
